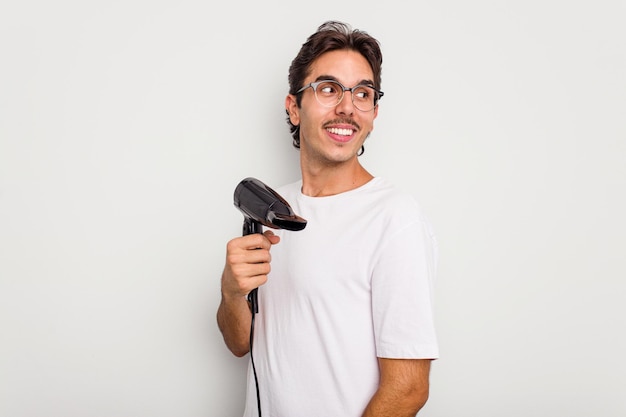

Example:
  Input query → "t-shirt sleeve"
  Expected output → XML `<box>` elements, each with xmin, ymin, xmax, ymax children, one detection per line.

<box><xmin>371</xmin><ymin>218</ymin><xmax>439</xmax><ymax>359</ymax></box>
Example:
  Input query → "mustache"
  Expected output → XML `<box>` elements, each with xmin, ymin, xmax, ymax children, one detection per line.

<box><xmin>323</xmin><ymin>119</ymin><xmax>360</xmax><ymax>130</ymax></box>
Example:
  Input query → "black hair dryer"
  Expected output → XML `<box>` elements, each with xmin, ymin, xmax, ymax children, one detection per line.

<box><xmin>233</xmin><ymin>177</ymin><xmax>307</xmax><ymax>313</ymax></box>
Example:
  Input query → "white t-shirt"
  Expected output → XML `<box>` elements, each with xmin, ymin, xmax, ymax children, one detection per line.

<box><xmin>243</xmin><ymin>177</ymin><xmax>439</xmax><ymax>417</ymax></box>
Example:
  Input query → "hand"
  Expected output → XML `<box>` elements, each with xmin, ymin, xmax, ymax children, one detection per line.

<box><xmin>221</xmin><ymin>230</ymin><xmax>280</xmax><ymax>301</ymax></box>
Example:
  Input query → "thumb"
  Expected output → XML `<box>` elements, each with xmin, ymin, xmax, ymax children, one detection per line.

<box><xmin>264</xmin><ymin>230</ymin><xmax>281</xmax><ymax>245</ymax></box>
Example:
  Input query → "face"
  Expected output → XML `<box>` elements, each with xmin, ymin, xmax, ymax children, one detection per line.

<box><xmin>286</xmin><ymin>49</ymin><xmax>379</xmax><ymax>167</ymax></box>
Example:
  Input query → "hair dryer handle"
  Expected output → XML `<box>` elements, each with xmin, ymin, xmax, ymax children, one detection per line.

<box><xmin>242</xmin><ymin>217</ymin><xmax>261</xmax><ymax>314</ymax></box>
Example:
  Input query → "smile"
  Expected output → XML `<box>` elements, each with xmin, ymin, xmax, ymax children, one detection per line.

<box><xmin>326</xmin><ymin>127</ymin><xmax>354</xmax><ymax>136</ymax></box>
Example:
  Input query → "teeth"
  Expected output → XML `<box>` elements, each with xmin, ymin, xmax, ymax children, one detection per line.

<box><xmin>327</xmin><ymin>127</ymin><xmax>353</xmax><ymax>136</ymax></box>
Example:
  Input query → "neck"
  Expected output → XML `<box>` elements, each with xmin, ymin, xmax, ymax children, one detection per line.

<box><xmin>300</xmin><ymin>157</ymin><xmax>374</xmax><ymax>197</ymax></box>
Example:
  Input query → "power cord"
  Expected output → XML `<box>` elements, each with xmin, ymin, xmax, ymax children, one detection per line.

<box><xmin>248</xmin><ymin>289</ymin><xmax>262</xmax><ymax>417</ymax></box>
<box><xmin>242</xmin><ymin>217</ymin><xmax>263</xmax><ymax>416</ymax></box>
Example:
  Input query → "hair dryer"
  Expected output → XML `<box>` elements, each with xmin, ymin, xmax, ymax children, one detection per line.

<box><xmin>233</xmin><ymin>177</ymin><xmax>307</xmax><ymax>312</ymax></box>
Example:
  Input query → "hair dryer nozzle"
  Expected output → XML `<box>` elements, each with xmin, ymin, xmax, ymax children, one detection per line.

<box><xmin>234</xmin><ymin>177</ymin><xmax>307</xmax><ymax>231</ymax></box>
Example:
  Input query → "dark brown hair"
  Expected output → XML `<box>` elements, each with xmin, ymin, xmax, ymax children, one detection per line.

<box><xmin>286</xmin><ymin>21</ymin><xmax>384</xmax><ymax>148</ymax></box>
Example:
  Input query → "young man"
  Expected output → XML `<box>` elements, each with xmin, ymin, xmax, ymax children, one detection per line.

<box><xmin>217</xmin><ymin>21</ymin><xmax>439</xmax><ymax>417</ymax></box>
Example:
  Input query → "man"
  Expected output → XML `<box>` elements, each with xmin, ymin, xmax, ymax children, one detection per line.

<box><xmin>217</xmin><ymin>21</ymin><xmax>439</xmax><ymax>417</ymax></box>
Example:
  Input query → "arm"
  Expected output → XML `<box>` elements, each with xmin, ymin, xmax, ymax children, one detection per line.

<box><xmin>362</xmin><ymin>358</ymin><xmax>432</xmax><ymax>417</ymax></box>
<box><xmin>216</xmin><ymin>231</ymin><xmax>280</xmax><ymax>357</ymax></box>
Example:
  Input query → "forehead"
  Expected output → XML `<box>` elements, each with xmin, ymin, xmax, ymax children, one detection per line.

<box><xmin>307</xmin><ymin>49</ymin><xmax>374</xmax><ymax>84</ymax></box>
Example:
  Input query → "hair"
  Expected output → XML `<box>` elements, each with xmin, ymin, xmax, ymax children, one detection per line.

<box><xmin>286</xmin><ymin>21</ymin><xmax>384</xmax><ymax>148</ymax></box>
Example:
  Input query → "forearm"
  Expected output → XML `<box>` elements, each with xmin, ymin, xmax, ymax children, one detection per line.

<box><xmin>216</xmin><ymin>292</ymin><xmax>252</xmax><ymax>357</ymax></box>
<box><xmin>361</xmin><ymin>385</ymin><xmax>428</xmax><ymax>417</ymax></box>
<box><xmin>362</xmin><ymin>358</ymin><xmax>431</xmax><ymax>417</ymax></box>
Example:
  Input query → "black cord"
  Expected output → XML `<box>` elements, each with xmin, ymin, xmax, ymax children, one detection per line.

<box><xmin>242</xmin><ymin>219</ymin><xmax>262</xmax><ymax>416</ymax></box>
<box><xmin>248</xmin><ymin>290</ymin><xmax>262</xmax><ymax>417</ymax></box>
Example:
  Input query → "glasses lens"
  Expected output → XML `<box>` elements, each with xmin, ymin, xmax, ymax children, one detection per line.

<box><xmin>352</xmin><ymin>85</ymin><xmax>378</xmax><ymax>111</ymax></box>
<box><xmin>314</xmin><ymin>81</ymin><xmax>343</xmax><ymax>107</ymax></box>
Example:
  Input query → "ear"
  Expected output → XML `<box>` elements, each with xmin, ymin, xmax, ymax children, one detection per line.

<box><xmin>285</xmin><ymin>94</ymin><xmax>300</xmax><ymax>126</ymax></box>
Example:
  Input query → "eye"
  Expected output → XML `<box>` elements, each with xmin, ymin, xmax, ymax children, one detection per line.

<box><xmin>317</xmin><ymin>81</ymin><xmax>341</xmax><ymax>96</ymax></box>
<box><xmin>353</xmin><ymin>86</ymin><xmax>373</xmax><ymax>101</ymax></box>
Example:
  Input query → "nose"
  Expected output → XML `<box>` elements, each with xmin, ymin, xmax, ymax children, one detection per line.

<box><xmin>335</xmin><ymin>90</ymin><xmax>355</xmax><ymax>115</ymax></box>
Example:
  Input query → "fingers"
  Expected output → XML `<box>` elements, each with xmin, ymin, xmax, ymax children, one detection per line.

<box><xmin>221</xmin><ymin>233</ymin><xmax>279</xmax><ymax>300</ymax></box>
<box><xmin>232</xmin><ymin>233</ymin><xmax>272</xmax><ymax>251</ymax></box>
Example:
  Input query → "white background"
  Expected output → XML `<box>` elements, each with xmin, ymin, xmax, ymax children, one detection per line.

<box><xmin>1</xmin><ymin>1</ymin><xmax>625</xmax><ymax>416</ymax></box>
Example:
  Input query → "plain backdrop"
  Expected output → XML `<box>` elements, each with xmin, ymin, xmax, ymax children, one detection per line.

<box><xmin>1</xmin><ymin>1</ymin><xmax>625</xmax><ymax>416</ymax></box>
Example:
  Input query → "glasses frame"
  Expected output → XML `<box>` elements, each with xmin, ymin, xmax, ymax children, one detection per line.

<box><xmin>296</xmin><ymin>80</ymin><xmax>384</xmax><ymax>111</ymax></box>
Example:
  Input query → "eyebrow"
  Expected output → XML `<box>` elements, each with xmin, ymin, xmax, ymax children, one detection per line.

<box><xmin>314</xmin><ymin>75</ymin><xmax>375</xmax><ymax>87</ymax></box>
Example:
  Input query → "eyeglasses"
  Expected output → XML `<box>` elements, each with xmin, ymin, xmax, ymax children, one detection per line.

<box><xmin>296</xmin><ymin>80</ymin><xmax>384</xmax><ymax>112</ymax></box>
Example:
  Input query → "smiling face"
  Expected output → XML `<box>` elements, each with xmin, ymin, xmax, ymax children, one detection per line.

<box><xmin>286</xmin><ymin>49</ymin><xmax>379</xmax><ymax>169</ymax></box>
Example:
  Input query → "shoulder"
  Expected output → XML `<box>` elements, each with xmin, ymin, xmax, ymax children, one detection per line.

<box><xmin>367</xmin><ymin>178</ymin><xmax>428</xmax><ymax>219</ymax></box>
<box><xmin>364</xmin><ymin>178</ymin><xmax>437</xmax><ymax>241</ymax></box>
